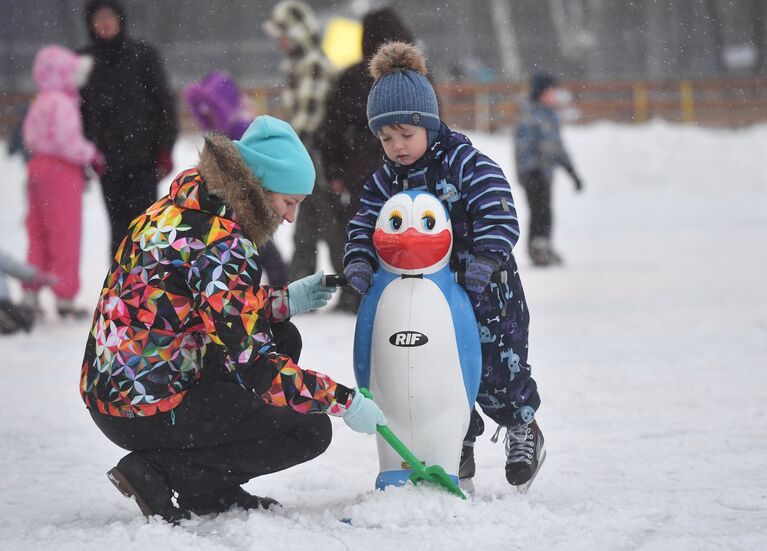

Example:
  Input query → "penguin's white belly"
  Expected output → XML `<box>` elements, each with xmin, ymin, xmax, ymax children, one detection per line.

<box><xmin>370</xmin><ymin>277</ymin><xmax>470</xmax><ymax>476</ymax></box>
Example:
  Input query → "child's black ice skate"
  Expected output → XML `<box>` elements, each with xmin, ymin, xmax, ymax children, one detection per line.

<box><xmin>56</xmin><ymin>299</ymin><xmax>89</xmax><ymax>320</ymax></box>
<box><xmin>0</xmin><ymin>300</ymin><xmax>35</xmax><ymax>334</ymax></box>
<box><xmin>458</xmin><ymin>444</ymin><xmax>475</xmax><ymax>494</ymax></box>
<box><xmin>529</xmin><ymin>237</ymin><xmax>563</xmax><ymax>267</ymax></box>
<box><xmin>494</xmin><ymin>420</ymin><xmax>546</xmax><ymax>494</ymax></box>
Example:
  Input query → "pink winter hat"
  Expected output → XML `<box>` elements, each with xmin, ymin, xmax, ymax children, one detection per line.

<box><xmin>32</xmin><ymin>45</ymin><xmax>89</xmax><ymax>93</ymax></box>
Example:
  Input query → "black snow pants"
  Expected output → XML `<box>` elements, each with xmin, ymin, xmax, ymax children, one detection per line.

<box><xmin>288</xmin><ymin>144</ymin><xmax>359</xmax><ymax>312</ymax></box>
<box><xmin>100</xmin><ymin>164</ymin><xmax>159</xmax><ymax>256</ymax></box>
<box><xmin>258</xmin><ymin>239</ymin><xmax>288</xmax><ymax>287</ymax></box>
<box><xmin>289</xmin><ymin>186</ymin><xmax>359</xmax><ymax>311</ymax></box>
<box><xmin>519</xmin><ymin>169</ymin><xmax>553</xmax><ymax>250</ymax></box>
<box><xmin>89</xmin><ymin>322</ymin><xmax>332</xmax><ymax>501</ymax></box>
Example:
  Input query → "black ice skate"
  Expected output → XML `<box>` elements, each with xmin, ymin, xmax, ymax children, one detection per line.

<box><xmin>56</xmin><ymin>298</ymin><xmax>89</xmax><ymax>320</ymax></box>
<box><xmin>458</xmin><ymin>444</ymin><xmax>476</xmax><ymax>493</ymax></box>
<box><xmin>529</xmin><ymin>237</ymin><xmax>563</xmax><ymax>267</ymax></box>
<box><xmin>0</xmin><ymin>300</ymin><xmax>35</xmax><ymax>334</ymax></box>
<box><xmin>493</xmin><ymin>420</ymin><xmax>546</xmax><ymax>494</ymax></box>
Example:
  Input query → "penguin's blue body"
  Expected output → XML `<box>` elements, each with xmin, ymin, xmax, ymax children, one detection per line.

<box><xmin>352</xmin><ymin>190</ymin><xmax>481</xmax><ymax>489</ymax></box>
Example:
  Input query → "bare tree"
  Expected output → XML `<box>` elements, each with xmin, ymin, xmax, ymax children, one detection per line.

<box><xmin>548</xmin><ymin>0</ymin><xmax>598</xmax><ymax>59</ymax></box>
<box><xmin>752</xmin><ymin>0</ymin><xmax>765</xmax><ymax>73</ymax></box>
<box><xmin>645</xmin><ymin>0</ymin><xmax>669</xmax><ymax>79</ymax></box>
<box><xmin>704</xmin><ymin>0</ymin><xmax>725</xmax><ymax>73</ymax></box>
<box><xmin>490</xmin><ymin>0</ymin><xmax>523</xmax><ymax>79</ymax></box>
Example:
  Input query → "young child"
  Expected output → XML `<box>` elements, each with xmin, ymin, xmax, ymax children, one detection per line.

<box><xmin>514</xmin><ymin>71</ymin><xmax>584</xmax><ymax>266</ymax></box>
<box><xmin>342</xmin><ymin>42</ymin><xmax>544</xmax><ymax>490</ymax></box>
<box><xmin>183</xmin><ymin>71</ymin><xmax>288</xmax><ymax>285</ymax></box>
<box><xmin>22</xmin><ymin>44</ymin><xmax>105</xmax><ymax>318</ymax></box>
<box><xmin>183</xmin><ymin>71</ymin><xmax>254</xmax><ymax>145</ymax></box>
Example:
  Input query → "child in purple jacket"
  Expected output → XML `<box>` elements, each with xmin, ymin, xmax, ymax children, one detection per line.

<box><xmin>184</xmin><ymin>71</ymin><xmax>252</xmax><ymax>142</ymax></box>
<box><xmin>184</xmin><ymin>71</ymin><xmax>288</xmax><ymax>285</ymax></box>
<box><xmin>342</xmin><ymin>43</ymin><xmax>545</xmax><ymax>492</ymax></box>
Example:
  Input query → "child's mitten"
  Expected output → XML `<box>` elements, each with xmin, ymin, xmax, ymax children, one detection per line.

<box><xmin>463</xmin><ymin>257</ymin><xmax>500</xmax><ymax>294</ymax></box>
<box><xmin>344</xmin><ymin>261</ymin><xmax>373</xmax><ymax>294</ymax></box>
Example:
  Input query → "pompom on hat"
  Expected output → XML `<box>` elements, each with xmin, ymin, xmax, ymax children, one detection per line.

<box><xmin>233</xmin><ymin>115</ymin><xmax>315</xmax><ymax>195</ymax></box>
<box><xmin>366</xmin><ymin>42</ymin><xmax>440</xmax><ymax>139</ymax></box>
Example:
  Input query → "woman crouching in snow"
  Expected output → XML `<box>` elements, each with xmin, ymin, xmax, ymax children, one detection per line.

<box><xmin>79</xmin><ymin>116</ymin><xmax>386</xmax><ymax>521</ymax></box>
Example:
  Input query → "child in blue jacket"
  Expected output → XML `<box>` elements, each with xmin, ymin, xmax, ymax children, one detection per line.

<box><xmin>342</xmin><ymin>42</ymin><xmax>545</xmax><ymax>491</ymax></box>
<box><xmin>514</xmin><ymin>72</ymin><xmax>584</xmax><ymax>266</ymax></box>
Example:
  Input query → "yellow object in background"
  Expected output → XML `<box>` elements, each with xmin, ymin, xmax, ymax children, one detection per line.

<box><xmin>322</xmin><ymin>17</ymin><xmax>363</xmax><ymax>70</ymax></box>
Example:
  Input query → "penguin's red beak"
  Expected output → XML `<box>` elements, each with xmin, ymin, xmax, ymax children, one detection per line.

<box><xmin>373</xmin><ymin>227</ymin><xmax>451</xmax><ymax>270</ymax></box>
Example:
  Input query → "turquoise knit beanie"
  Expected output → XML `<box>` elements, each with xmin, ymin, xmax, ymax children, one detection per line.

<box><xmin>233</xmin><ymin>115</ymin><xmax>315</xmax><ymax>195</ymax></box>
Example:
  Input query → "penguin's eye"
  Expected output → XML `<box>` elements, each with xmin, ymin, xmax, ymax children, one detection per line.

<box><xmin>421</xmin><ymin>211</ymin><xmax>436</xmax><ymax>231</ymax></box>
<box><xmin>389</xmin><ymin>211</ymin><xmax>403</xmax><ymax>230</ymax></box>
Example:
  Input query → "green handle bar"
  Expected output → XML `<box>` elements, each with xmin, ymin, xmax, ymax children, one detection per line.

<box><xmin>360</xmin><ymin>387</ymin><xmax>426</xmax><ymax>472</ymax></box>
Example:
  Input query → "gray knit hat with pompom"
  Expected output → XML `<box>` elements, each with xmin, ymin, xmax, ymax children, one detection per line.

<box><xmin>366</xmin><ymin>42</ymin><xmax>440</xmax><ymax>138</ymax></box>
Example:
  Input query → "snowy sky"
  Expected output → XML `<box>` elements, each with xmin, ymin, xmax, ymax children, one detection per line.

<box><xmin>1</xmin><ymin>121</ymin><xmax>766</xmax><ymax>550</ymax></box>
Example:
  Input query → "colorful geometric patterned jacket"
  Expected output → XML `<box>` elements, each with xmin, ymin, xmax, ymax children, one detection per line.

<box><xmin>80</xmin><ymin>134</ymin><xmax>353</xmax><ymax>418</ymax></box>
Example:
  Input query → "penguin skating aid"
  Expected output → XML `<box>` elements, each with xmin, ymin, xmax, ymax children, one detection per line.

<box><xmin>352</xmin><ymin>190</ymin><xmax>482</xmax><ymax>495</ymax></box>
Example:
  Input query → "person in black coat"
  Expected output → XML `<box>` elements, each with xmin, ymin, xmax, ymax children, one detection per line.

<box><xmin>316</xmin><ymin>7</ymin><xmax>415</xmax><ymax>312</ymax></box>
<box><xmin>80</xmin><ymin>0</ymin><xmax>178</xmax><ymax>256</ymax></box>
<box><xmin>318</xmin><ymin>8</ymin><xmax>415</xmax><ymax>222</ymax></box>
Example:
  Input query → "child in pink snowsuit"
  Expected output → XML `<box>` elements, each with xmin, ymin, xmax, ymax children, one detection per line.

<box><xmin>22</xmin><ymin>45</ymin><xmax>104</xmax><ymax>317</ymax></box>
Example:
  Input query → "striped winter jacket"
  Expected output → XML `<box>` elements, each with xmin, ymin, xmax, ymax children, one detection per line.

<box><xmin>282</xmin><ymin>48</ymin><xmax>334</xmax><ymax>142</ymax></box>
<box><xmin>80</xmin><ymin>134</ymin><xmax>353</xmax><ymax>418</ymax></box>
<box><xmin>344</xmin><ymin>124</ymin><xmax>521</xmax><ymax>273</ymax></box>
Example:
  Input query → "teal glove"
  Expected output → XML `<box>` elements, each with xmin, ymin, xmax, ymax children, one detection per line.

<box><xmin>342</xmin><ymin>390</ymin><xmax>388</xmax><ymax>434</ymax></box>
<box><xmin>287</xmin><ymin>271</ymin><xmax>336</xmax><ymax>316</ymax></box>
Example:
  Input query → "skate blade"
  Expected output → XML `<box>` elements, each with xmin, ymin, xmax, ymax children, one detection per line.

<box><xmin>516</xmin><ymin>447</ymin><xmax>547</xmax><ymax>495</ymax></box>
<box><xmin>459</xmin><ymin>478</ymin><xmax>475</xmax><ymax>494</ymax></box>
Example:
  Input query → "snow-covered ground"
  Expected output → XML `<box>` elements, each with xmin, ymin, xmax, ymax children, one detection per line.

<box><xmin>1</xmin><ymin>121</ymin><xmax>766</xmax><ymax>550</ymax></box>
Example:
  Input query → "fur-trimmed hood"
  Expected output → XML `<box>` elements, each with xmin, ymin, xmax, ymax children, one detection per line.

<box><xmin>195</xmin><ymin>132</ymin><xmax>282</xmax><ymax>246</ymax></box>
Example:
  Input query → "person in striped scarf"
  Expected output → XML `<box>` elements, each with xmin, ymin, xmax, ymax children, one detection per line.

<box><xmin>343</xmin><ymin>43</ymin><xmax>545</xmax><ymax>493</ymax></box>
<box><xmin>264</xmin><ymin>1</ymin><xmax>352</xmax><ymax>311</ymax></box>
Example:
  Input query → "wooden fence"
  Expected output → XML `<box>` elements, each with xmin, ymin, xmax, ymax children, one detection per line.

<box><xmin>2</xmin><ymin>77</ymin><xmax>766</xmax><ymax>139</ymax></box>
<box><xmin>434</xmin><ymin>77</ymin><xmax>767</xmax><ymax>130</ymax></box>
